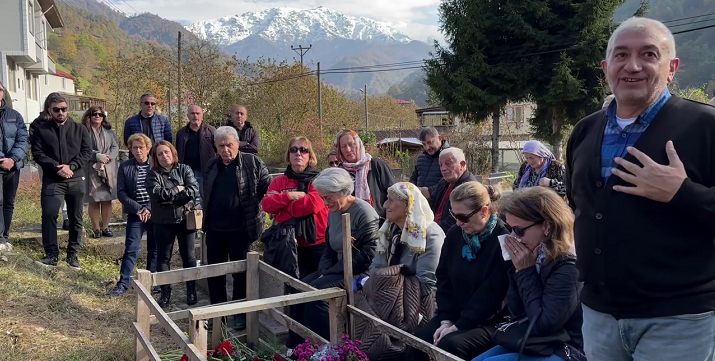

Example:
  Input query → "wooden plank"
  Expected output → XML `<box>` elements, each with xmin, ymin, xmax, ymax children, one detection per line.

<box><xmin>132</xmin><ymin>322</ymin><xmax>162</xmax><ymax>361</ymax></box>
<box><xmin>132</xmin><ymin>280</ymin><xmax>207</xmax><ymax>361</ymax></box>
<box><xmin>341</xmin><ymin>213</ymin><xmax>355</xmax><ymax>337</ymax></box>
<box><xmin>265</xmin><ymin>308</ymin><xmax>329</xmax><ymax>345</ymax></box>
<box><xmin>189</xmin><ymin>316</ymin><xmax>208</xmax><ymax>357</ymax></box>
<box><xmin>211</xmin><ymin>317</ymin><xmax>222</xmax><ymax>349</ymax></box>
<box><xmin>347</xmin><ymin>306</ymin><xmax>461</xmax><ymax>361</ymax></box>
<box><xmin>135</xmin><ymin>270</ymin><xmax>153</xmax><ymax>361</ymax></box>
<box><xmin>149</xmin><ymin>298</ymin><xmax>247</xmax><ymax>325</ymax></box>
<box><xmin>190</xmin><ymin>288</ymin><xmax>345</xmax><ymax>320</ymax></box>
<box><xmin>258</xmin><ymin>261</ymin><xmax>317</xmax><ymax>293</ymax></box>
<box><xmin>153</xmin><ymin>260</ymin><xmax>246</xmax><ymax>286</ymax></box>
<box><xmin>328</xmin><ymin>298</ymin><xmax>339</xmax><ymax>344</ymax></box>
<box><xmin>246</xmin><ymin>252</ymin><xmax>260</xmax><ymax>347</ymax></box>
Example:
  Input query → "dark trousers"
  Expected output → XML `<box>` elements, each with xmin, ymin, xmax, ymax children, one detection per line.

<box><xmin>154</xmin><ymin>222</ymin><xmax>196</xmax><ymax>290</ymax></box>
<box><xmin>286</xmin><ymin>271</ymin><xmax>346</xmax><ymax>349</ymax></box>
<box><xmin>297</xmin><ymin>243</ymin><xmax>326</xmax><ymax>280</ymax></box>
<box><xmin>40</xmin><ymin>179</ymin><xmax>84</xmax><ymax>257</ymax></box>
<box><xmin>117</xmin><ymin>215</ymin><xmax>157</xmax><ymax>288</ymax></box>
<box><xmin>408</xmin><ymin>316</ymin><xmax>495</xmax><ymax>361</ymax></box>
<box><xmin>206</xmin><ymin>230</ymin><xmax>251</xmax><ymax>304</ymax></box>
<box><xmin>0</xmin><ymin>169</ymin><xmax>20</xmax><ymax>242</ymax></box>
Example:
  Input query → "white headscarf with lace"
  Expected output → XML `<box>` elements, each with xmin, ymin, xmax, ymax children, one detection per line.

<box><xmin>377</xmin><ymin>182</ymin><xmax>434</xmax><ymax>254</ymax></box>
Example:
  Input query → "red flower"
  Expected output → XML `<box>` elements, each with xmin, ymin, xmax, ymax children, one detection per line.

<box><xmin>180</xmin><ymin>355</ymin><xmax>189</xmax><ymax>361</ymax></box>
<box><xmin>273</xmin><ymin>354</ymin><xmax>284</xmax><ymax>361</ymax></box>
<box><xmin>219</xmin><ymin>340</ymin><xmax>233</xmax><ymax>356</ymax></box>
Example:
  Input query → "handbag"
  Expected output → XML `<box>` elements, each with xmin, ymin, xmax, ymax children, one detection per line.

<box><xmin>492</xmin><ymin>311</ymin><xmax>571</xmax><ymax>359</ymax></box>
<box><xmin>185</xmin><ymin>199</ymin><xmax>203</xmax><ymax>231</ymax></box>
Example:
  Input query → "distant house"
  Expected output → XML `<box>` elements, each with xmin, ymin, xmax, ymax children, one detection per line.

<box><xmin>0</xmin><ymin>0</ymin><xmax>64</xmax><ymax>121</ymax></box>
<box><xmin>394</xmin><ymin>99</ymin><xmax>413</xmax><ymax>105</ymax></box>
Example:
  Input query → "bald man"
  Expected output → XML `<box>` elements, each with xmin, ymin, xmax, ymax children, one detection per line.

<box><xmin>176</xmin><ymin>105</ymin><xmax>216</xmax><ymax>198</ymax></box>
<box><xmin>226</xmin><ymin>105</ymin><xmax>259</xmax><ymax>154</ymax></box>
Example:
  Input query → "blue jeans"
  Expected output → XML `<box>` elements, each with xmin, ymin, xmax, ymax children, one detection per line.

<box><xmin>193</xmin><ymin>171</ymin><xmax>204</xmax><ymax>200</ymax></box>
<box><xmin>472</xmin><ymin>346</ymin><xmax>564</xmax><ymax>361</ymax></box>
<box><xmin>582</xmin><ymin>304</ymin><xmax>715</xmax><ymax>361</ymax></box>
<box><xmin>117</xmin><ymin>214</ymin><xmax>157</xmax><ymax>288</ymax></box>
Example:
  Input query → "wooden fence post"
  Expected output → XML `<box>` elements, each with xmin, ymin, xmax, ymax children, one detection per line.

<box><xmin>189</xmin><ymin>312</ymin><xmax>208</xmax><ymax>357</ymax></box>
<box><xmin>135</xmin><ymin>270</ymin><xmax>153</xmax><ymax>361</ymax></box>
<box><xmin>246</xmin><ymin>251</ymin><xmax>260</xmax><ymax>346</ymax></box>
<box><xmin>341</xmin><ymin>213</ymin><xmax>355</xmax><ymax>338</ymax></box>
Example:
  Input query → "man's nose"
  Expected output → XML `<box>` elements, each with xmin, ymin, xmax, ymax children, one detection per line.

<box><xmin>623</xmin><ymin>55</ymin><xmax>642</xmax><ymax>72</ymax></box>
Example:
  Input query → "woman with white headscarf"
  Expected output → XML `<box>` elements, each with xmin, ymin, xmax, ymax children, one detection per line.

<box><xmin>512</xmin><ymin>140</ymin><xmax>566</xmax><ymax>196</ymax></box>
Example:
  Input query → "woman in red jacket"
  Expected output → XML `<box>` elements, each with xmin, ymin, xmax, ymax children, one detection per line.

<box><xmin>262</xmin><ymin>136</ymin><xmax>328</xmax><ymax>278</ymax></box>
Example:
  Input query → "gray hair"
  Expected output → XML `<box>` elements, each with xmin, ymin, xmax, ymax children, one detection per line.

<box><xmin>419</xmin><ymin>126</ymin><xmax>440</xmax><ymax>141</ymax></box>
<box><xmin>140</xmin><ymin>93</ymin><xmax>157</xmax><ymax>102</ymax></box>
<box><xmin>606</xmin><ymin>17</ymin><xmax>676</xmax><ymax>60</ymax></box>
<box><xmin>439</xmin><ymin>147</ymin><xmax>466</xmax><ymax>163</ymax></box>
<box><xmin>602</xmin><ymin>94</ymin><xmax>615</xmax><ymax>109</ymax></box>
<box><xmin>313</xmin><ymin>168</ymin><xmax>354</xmax><ymax>197</ymax></box>
<box><xmin>214</xmin><ymin>126</ymin><xmax>240</xmax><ymax>143</ymax></box>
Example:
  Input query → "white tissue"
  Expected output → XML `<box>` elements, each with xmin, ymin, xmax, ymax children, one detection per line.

<box><xmin>498</xmin><ymin>234</ymin><xmax>521</xmax><ymax>261</ymax></box>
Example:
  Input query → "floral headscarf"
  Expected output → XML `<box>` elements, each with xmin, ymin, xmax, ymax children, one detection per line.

<box><xmin>377</xmin><ymin>182</ymin><xmax>433</xmax><ymax>254</ymax></box>
<box><xmin>334</xmin><ymin>130</ymin><xmax>373</xmax><ymax>203</ymax></box>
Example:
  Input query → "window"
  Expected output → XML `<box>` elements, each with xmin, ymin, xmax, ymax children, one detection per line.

<box><xmin>80</xmin><ymin>101</ymin><xmax>90</xmax><ymax>111</ymax></box>
<box><xmin>8</xmin><ymin>62</ymin><xmax>16</xmax><ymax>92</ymax></box>
<box><xmin>28</xmin><ymin>1</ymin><xmax>35</xmax><ymax>36</ymax></box>
<box><xmin>507</xmin><ymin>106</ymin><xmax>525</xmax><ymax>123</ymax></box>
<box><xmin>25</xmin><ymin>72</ymin><xmax>31</xmax><ymax>98</ymax></box>
<box><xmin>62</xmin><ymin>78</ymin><xmax>66</xmax><ymax>89</ymax></box>
<box><xmin>44</xmin><ymin>75</ymin><xmax>48</xmax><ymax>86</ymax></box>
<box><xmin>32</xmin><ymin>75</ymin><xmax>38</xmax><ymax>100</ymax></box>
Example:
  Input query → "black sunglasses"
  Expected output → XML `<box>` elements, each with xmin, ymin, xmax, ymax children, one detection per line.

<box><xmin>510</xmin><ymin>222</ymin><xmax>542</xmax><ymax>237</ymax></box>
<box><xmin>450</xmin><ymin>208</ymin><xmax>481</xmax><ymax>223</ymax></box>
<box><xmin>329</xmin><ymin>161</ymin><xmax>341</xmax><ymax>166</ymax></box>
<box><xmin>92</xmin><ymin>112</ymin><xmax>105</xmax><ymax>117</ymax></box>
<box><xmin>52</xmin><ymin>107</ymin><xmax>68</xmax><ymax>113</ymax></box>
<box><xmin>142</xmin><ymin>101</ymin><xmax>156</xmax><ymax>106</ymax></box>
<box><xmin>289</xmin><ymin>146</ymin><xmax>309</xmax><ymax>154</ymax></box>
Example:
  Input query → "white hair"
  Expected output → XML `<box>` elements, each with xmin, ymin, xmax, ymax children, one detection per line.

<box><xmin>606</xmin><ymin>17</ymin><xmax>676</xmax><ymax>60</ymax></box>
<box><xmin>214</xmin><ymin>126</ymin><xmax>239</xmax><ymax>143</ymax></box>
<box><xmin>313</xmin><ymin>167</ymin><xmax>355</xmax><ymax>197</ymax></box>
<box><xmin>439</xmin><ymin>147</ymin><xmax>466</xmax><ymax>163</ymax></box>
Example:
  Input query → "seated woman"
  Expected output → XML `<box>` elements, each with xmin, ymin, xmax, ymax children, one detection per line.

<box><xmin>285</xmin><ymin>167</ymin><xmax>380</xmax><ymax>351</ymax></box>
<box><xmin>472</xmin><ymin>187</ymin><xmax>583</xmax><ymax>361</ymax></box>
<box><xmin>409</xmin><ymin>181</ymin><xmax>511</xmax><ymax>361</ymax></box>
<box><xmin>512</xmin><ymin>141</ymin><xmax>565</xmax><ymax>196</ymax></box>
<box><xmin>262</xmin><ymin>136</ymin><xmax>328</xmax><ymax>279</ymax></box>
<box><xmin>353</xmin><ymin>182</ymin><xmax>446</xmax><ymax>359</ymax></box>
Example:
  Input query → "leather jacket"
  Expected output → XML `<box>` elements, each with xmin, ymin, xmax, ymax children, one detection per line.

<box><xmin>146</xmin><ymin>163</ymin><xmax>199</xmax><ymax>224</ymax></box>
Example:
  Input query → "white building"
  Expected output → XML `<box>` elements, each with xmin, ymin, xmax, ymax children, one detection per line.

<box><xmin>0</xmin><ymin>0</ymin><xmax>64</xmax><ymax>122</ymax></box>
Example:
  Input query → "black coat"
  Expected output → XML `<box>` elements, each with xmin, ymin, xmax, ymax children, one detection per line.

<box><xmin>363</xmin><ymin>158</ymin><xmax>396</xmax><ymax>219</ymax></box>
<box><xmin>226</xmin><ymin>120</ymin><xmax>260</xmax><ymax>154</ymax></box>
<box><xmin>409</xmin><ymin>140</ymin><xmax>450</xmax><ymax>187</ymax></box>
<box><xmin>117</xmin><ymin>158</ymin><xmax>152</xmax><ymax>215</ymax></box>
<box><xmin>506</xmin><ymin>255</ymin><xmax>583</xmax><ymax>360</ymax></box>
<box><xmin>175</xmin><ymin>123</ymin><xmax>216</xmax><ymax>174</ymax></box>
<box><xmin>146</xmin><ymin>163</ymin><xmax>199</xmax><ymax>224</ymax></box>
<box><xmin>318</xmin><ymin>218</ymin><xmax>379</xmax><ymax>277</ymax></box>
<box><xmin>203</xmin><ymin>153</ymin><xmax>271</xmax><ymax>241</ymax></box>
<box><xmin>30</xmin><ymin>118</ymin><xmax>92</xmax><ymax>182</ymax></box>
<box><xmin>429</xmin><ymin>170</ymin><xmax>478</xmax><ymax>233</ymax></box>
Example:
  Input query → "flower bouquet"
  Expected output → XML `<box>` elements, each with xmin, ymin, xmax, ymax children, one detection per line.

<box><xmin>292</xmin><ymin>336</ymin><xmax>368</xmax><ymax>361</ymax></box>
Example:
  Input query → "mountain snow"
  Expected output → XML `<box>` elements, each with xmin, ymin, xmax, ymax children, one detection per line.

<box><xmin>186</xmin><ymin>6</ymin><xmax>412</xmax><ymax>47</ymax></box>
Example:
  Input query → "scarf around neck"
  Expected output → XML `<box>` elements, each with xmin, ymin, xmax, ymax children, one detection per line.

<box><xmin>377</xmin><ymin>182</ymin><xmax>433</xmax><ymax>254</ymax></box>
<box><xmin>285</xmin><ymin>165</ymin><xmax>320</xmax><ymax>244</ymax></box>
<box><xmin>519</xmin><ymin>140</ymin><xmax>554</xmax><ymax>189</ymax></box>
<box><xmin>462</xmin><ymin>215</ymin><xmax>498</xmax><ymax>261</ymax></box>
<box><xmin>335</xmin><ymin>131</ymin><xmax>373</xmax><ymax>203</ymax></box>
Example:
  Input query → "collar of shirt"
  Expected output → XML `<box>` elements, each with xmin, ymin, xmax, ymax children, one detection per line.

<box><xmin>606</xmin><ymin>87</ymin><xmax>672</xmax><ymax>131</ymax></box>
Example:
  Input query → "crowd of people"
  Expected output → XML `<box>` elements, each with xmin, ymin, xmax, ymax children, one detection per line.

<box><xmin>0</xmin><ymin>16</ymin><xmax>714</xmax><ymax>361</ymax></box>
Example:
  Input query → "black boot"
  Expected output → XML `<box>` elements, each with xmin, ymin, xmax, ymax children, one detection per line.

<box><xmin>158</xmin><ymin>286</ymin><xmax>171</xmax><ymax>308</ymax></box>
<box><xmin>186</xmin><ymin>281</ymin><xmax>197</xmax><ymax>306</ymax></box>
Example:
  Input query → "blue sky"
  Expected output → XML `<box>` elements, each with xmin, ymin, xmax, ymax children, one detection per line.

<box><xmin>114</xmin><ymin>0</ymin><xmax>445</xmax><ymax>42</ymax></box>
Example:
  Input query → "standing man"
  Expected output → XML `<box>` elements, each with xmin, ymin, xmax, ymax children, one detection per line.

<box><xmin>123</xmin><ymin>93</ymin><xmax>173</xmax><ymax>147</ymax></box>
<box><xmin>31</xmin><ymin>94</ymin><xmax>92</xmax><ymax>269</ymax></box>
<box><xmin>410</xmin><ymin>126</ymin><xmax>450</xmax><ymax>187</ymax></box>
<box><xmin>0</xmin><ymin>80</ymin><xmax>28</xmax><ymax>251</ymax></box>
<box><xmin>176</xmin><ymin>105</ymin><xmax>216</xmax><ymax>199</ymax></box>
<box><xmin>203</xmin><ymin>126</ymin><xmax>271</xmax><ymax>329</ymax></box>
<box><xmin>226</xmin><ymin>105</ymin><xmax>259</xmax><ymax>154</ymax></box>
<box><xmin>566</xmin><ymin>17</ymin><xmax>715</xmax><ymax>360</ymax></box>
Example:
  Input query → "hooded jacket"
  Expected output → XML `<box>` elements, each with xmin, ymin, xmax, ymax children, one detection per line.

<box><xmin>0</xmin><ymin>99</ymin><xmax>28</xmax><ymax>170</ymax></box>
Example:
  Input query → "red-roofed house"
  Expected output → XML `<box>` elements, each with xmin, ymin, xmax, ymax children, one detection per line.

<box><xmin>394</xmin><ymin>99</ymin><xmax>413</xmax><ymax>105</ymax></box>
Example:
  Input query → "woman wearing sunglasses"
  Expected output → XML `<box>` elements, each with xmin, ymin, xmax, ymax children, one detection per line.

<box><xmin>81</xmin><ymin>106</ymin><xmax>119</xmax><ymax>238</ymax></box>
<box><xmin>472</xmin><ymin>186</ymin><xmax>583</xmax><ymax>361</ymax></box>
<box><xmin>410</xmin><ymin>181</ymin><xmax>511</xmax><ymax>361</ymax></box>
<box><xmin>262</xmin><ymin>136</ymin><xmax>328</xmax><ymax>279</ymax></box>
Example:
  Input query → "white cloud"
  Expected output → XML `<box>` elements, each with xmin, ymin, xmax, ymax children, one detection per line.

<box><xmin>117</xmin><ymin>0</ymin><xmax>444</xmax><ymax>42</ymax></box>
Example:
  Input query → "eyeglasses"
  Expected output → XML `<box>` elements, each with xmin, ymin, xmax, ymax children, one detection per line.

<box><xmin>52</xmin><ymin>107</ymin><xmax>68</xmax><ymax>113</ymax></box>
<box><xmin>510</xmin><ymin>222</ymin><xmax>542</xmax><ymax>237</ymax></box>
<box><xmin>329</xmin><ymin>161</ymin><xmax>341</xmax><ymax>167</ymax></box>
<box><xmin>142</xmin><ymin>101</ymin><xmax>157</xmax><ymax>106</ymax></box>
<box><xmin>289</xmin><ymin>146</ymin><xmax>309</xmax><ymax>154</ymax></box>
<box><xmin>450</xmin><ymin>208</ymin><xmax>481</xmax><ymax>223</ymax></box>
<box><xmin>92</xmin><ymin>112</ymin><xmax>105</xmax><ymax>117</ymax></box>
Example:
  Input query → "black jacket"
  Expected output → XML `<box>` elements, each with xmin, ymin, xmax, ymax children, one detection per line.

<box><xmin>436</xmin><ymin>220</ymin><xmax>511</xmax><ymax>330</ymax></box>
<box><xmin>410</xmin><ymin>140</ymin><xmax>450</xmax><ymax>187</ymax></box>
<box><xmin>429</xmin><ymin>170</ymin><xmax>478</xmax><ymax>233</ymax></box>
<box><xmin>318</xmin><ymin>218</ymin><xmax>379</xmax><ymax>277</ymax></box>
<box><xmin>363</xmin><ymin>158</ymin><xmax>396</xmax><ymax>219</ymax></box>
<box><xmin>226</xmin><ymin>120</ymin><xmax>260</xmax><ymax>154</ymax></box>
<box><xmin>566</xmin><ymin>96</ymin><xmax>715</xmax><ymax>319</ymax></box>
<box><xmin>117</xmin><ymin>158</ymin><xmax>153</xmax><ymax>215</ymax></box>
<box><xmin>203</xmin><ymin>153</ymin><xmax>271</xmax><ymax>241</ymax></box>
<box><xmin>146</xmin><ymin>163</ymin><xmax>199</xmax><ymax>224</ymax></box>
<box><xmin>175</xmin><ymin>122</ymin><xmax>216</xmax><ymax>174</ymax></box>
<box><xmin>506</xmin><ymin>255</ymin><xmax>583</xmax><ymax>360</ymax></box>
<box><xmin>30</xmin><ymin>118</ymin><xmax>92</xmax><ymax>182</ymax></box>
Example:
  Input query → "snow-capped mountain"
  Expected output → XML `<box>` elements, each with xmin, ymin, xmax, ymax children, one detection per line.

<box><xmin>186</xmin><ymin>7</ymin><xmax>412</xmax><ymax>48</ymax></box>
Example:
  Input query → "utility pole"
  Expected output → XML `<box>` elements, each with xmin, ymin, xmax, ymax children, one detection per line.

<box><xmin>177</xmin><ymin>31</ymin><xmax>182</xmax><ymax>122</ymax></box>
<box><xmin>317</xmin><ymin>62</ymin><xmax>323</xmax><ymax>134</ymax></box>
<box><xmin>363</xmin><ymin>84</ymin><xmax>368</xmax><ymax>131</ymax></box>
<box><xmin>166</xmin><ymin>89</ymin><xmax>172</xmax><ymax>123</ymax></box>
<box><xmin>291</xmin><ymin>44</ymin><xmax>312</xmax><ymax>64</ymax></box>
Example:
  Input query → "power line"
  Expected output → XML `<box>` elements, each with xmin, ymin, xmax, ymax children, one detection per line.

<box><xmin>117</xmin><ymin>0</ymin><xmax>139</xmax><ymax>15</ymax></box>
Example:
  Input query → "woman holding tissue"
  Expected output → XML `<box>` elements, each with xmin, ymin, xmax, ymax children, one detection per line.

<box><xmin>409</xmin><ymin>181</ymin><xmax>511</xmax><ymax>361</ymax></box>
<box><xmin>472</xmin><ymin>187</ymin><xmax>583</xmax><ymax>361</ymax></box>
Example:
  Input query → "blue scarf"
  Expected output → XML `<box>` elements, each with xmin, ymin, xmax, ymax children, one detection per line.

<box><xmin>462</xmin><ymin>215</ymin><xmax>498</xmax><ymax>261</ymax></box>
<box><xmin>535</xmin><ymin>243</ymin><xmax>547</xmax><ymax>273</ymax></box>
